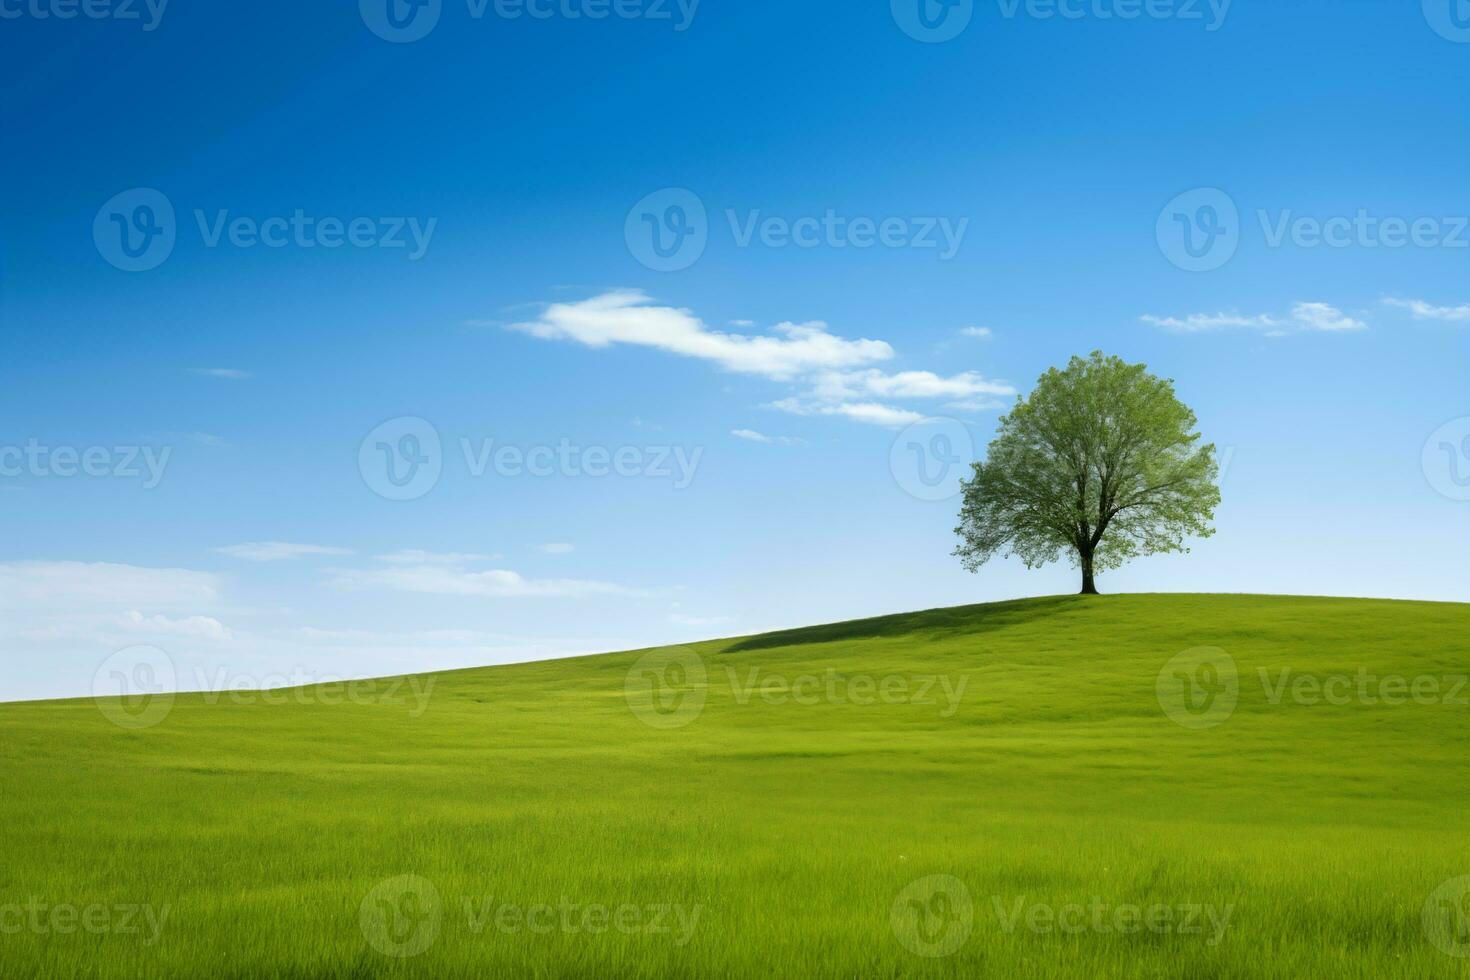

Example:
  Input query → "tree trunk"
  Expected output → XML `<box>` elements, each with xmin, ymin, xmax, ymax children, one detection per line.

<box><xmin>1079</xmin><ymin>551</ymin><xmax>1099</xmax><ymax>595</ymax></box>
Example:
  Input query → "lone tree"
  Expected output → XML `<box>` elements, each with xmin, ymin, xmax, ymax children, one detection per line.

<box><xmin>954</xmin><ymin>351</ymin><xmax>1219</xmax><ymax>595</ymax></box>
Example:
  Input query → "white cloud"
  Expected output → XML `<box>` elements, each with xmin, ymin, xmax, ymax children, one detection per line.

<box><xmin>538</xmin><ymin>543</ymin><xmax>575</xmax><ymax>555</ymax></box>
<box><xmin>1140</xmin><ymin>313</ymin><xmax>1283</xmax><ymax>332</ymax></box>
<box><xmin>509</xmin><ymin>291</ymin><xmax>1013</xmax><ymax>431</ymax></box>
<box><xmin>808</xmin><ymin>369</ymin><xmax>1014</xmax><ymax>402</ymax></box>
<box><xmin>1141</xmin><ymin>303</ymin><xmax>1367</xmax><ymax>334</ymax></box>
<box><xmin>1384</xmin><ymin>298</ymin><xmax>1470</xmax><ymax>322</ymax></box>
<box><xmin>0</xmin><ymin>561</ymin><xmax>219</xmax><ymax>610</ymax></box>
<box><xmin>331</xmin><ymin>564</ymin><xmax>640</xmax><ymax>599</ymax></box>
<box><xmin>190</xmin><ymin>368</ymin><xmax>251</xmax><ymax>380</ymax></box>
<box><xmin>332</xmin><ymin>550</ymin><xmax>637</xmax><ymax>598</ymax></box>
<box><xmin>770</xmin><ymin>398</ymin><xmax>926</xmax><ymax>428</ymax></box>
<box><xmin>959</xmin><ymin>326</ymin><xmax>993</xmax><ymax>338</ymax></box>
<box><xmin>374</xmin><ymin>549</ymin><xmax>500</xmax><ymax>565</ymax></box>
<box><xmin>509</xmin><ymin>290</ymin><xmax>892</xmax><ymax>380</ymax></box>
<box><xmin>947</xmin><ymin>398</ymin><xmax>1009</xmax><ymax>413</ymax></box>
<box><xmin>1290</xmin><ymin>302</ymin><xmax>1367</xmax><ymax>332</ymax></box>
<box><xmin>732</xmin><ymin>429</ymin><xmax>803</xmax><ymax>446</ymax></box>
<box><xmin>216</xmin><ymin>542</ymin><xmax>353</xmax><ymax>562</ymax></box>
<box><xmin>119</xmin><ymin>611</ymin><xmax>231</xmax><ymax>640</ymax></box>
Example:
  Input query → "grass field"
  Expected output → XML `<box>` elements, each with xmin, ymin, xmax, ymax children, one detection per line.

<box><xmin>2</xmin><ymin>593</ymin><xmax>1470</xmax><ymax>977</ymax></box>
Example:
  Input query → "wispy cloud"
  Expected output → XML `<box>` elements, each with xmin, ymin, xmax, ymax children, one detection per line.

<box><xmin>374</xmin><ymin>550</ymin><xmax>501</xmax><ymax>565</ymax></box>
<box><xmin>332</xmin><ymin>565</ymin><xmax>639</xmax><ymax>599</ymax></box>
<box><xmin>732</xmin><ymin>429</ymin><xmax>803</xmax><ymax>446</ymax></box>
<box><xmin>769</xmin><ymin>398</ymin><xmax>926</xmax><ymax>428</ymax></box>
<box><xmin>1140</xmin><ymin>312</ymin><xmax>1283</xmax><ymax>332</ymax></box>
<box><xmin>538</xmin><ymin>543</ymin><xmax>575</xmax><ymax>555</ymax></box>
<box><xmin>959</xmin><ymin>326</ymin><xmax>993</xmax><ymax>338</ymax></box>
<box><xmin>1141</xmin><ymin>302</ymin><xmax>1366</xmax><ymax>334</ymax></box>
<box><xmin>1384</xmin><ymin>298</ymin><xmax>1470</xmax><ymax>322</ymax></box>
<box><xmin>507</xmin><ymin>291</ymin><xmax>1012</xmax><ymax>430</ymax></box>
<box><xmin>190</xmin><ymin>368</ymin><xmax>252</xmax><ymax>380</ymax></box>
<box><xmin>1290</xmin><ymin>302</ymin><xmax>1367</xmax><ymax>332</ymax></box>
<box><xmin>216</xmin><ymin>542</ymin><xmax>353</xmax><ymax>562</ymax></box>
<box><xmin>509</xmin><ymin>289</ymin><xmax>891</xmax><ymax>380</ymax></box>
<box><xmin>330</xmin><ymin>551</ymin><xmax>640</xmax><ymax>599</ymax></box>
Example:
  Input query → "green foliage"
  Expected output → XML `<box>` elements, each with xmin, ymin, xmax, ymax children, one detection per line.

<box><xmin>955</xmin><ymin>351</ymin><xmax>1220</xmax><ymax>590</ymax></box>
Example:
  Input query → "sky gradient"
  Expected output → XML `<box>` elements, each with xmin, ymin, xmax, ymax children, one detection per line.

<box><xmin>2</xmin><ymin>0</ymin><xmax>1468</xmax><ymax>701</ymax></box>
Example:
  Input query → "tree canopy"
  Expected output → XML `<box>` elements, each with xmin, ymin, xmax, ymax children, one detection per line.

<box><xmin>954</xmin><ymin>351</ymin><xmax>1219</xmax><ymax>594</ymax></box>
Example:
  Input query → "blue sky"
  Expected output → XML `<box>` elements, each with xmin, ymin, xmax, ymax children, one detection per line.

<box><xmin>2</xmin><ymin>0</ymin><xmax>1468</xmax><ymax>701</ymax></box>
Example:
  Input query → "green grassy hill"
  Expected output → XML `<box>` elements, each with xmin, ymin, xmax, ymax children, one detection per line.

<box><xmin>3</xmin><ymin>594</ymin><xmax>1469</xmax><ymax>977</ymax></box>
